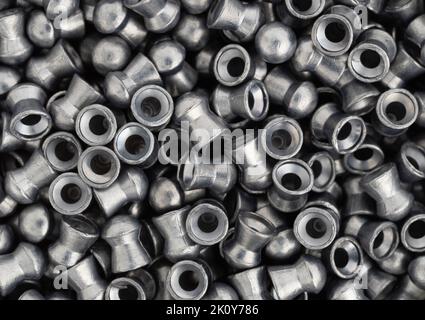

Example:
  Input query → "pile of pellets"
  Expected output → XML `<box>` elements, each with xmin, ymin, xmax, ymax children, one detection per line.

<box><xmin>0</xmin><ymin>0</ymin><xmax>424</xmax><ymax>300</ymax></box>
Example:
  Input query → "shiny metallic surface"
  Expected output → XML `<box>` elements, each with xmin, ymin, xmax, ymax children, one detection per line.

<box><xmin>406</xmin><ymin>14</ymin><xmax>425</xmax><ymax>65</ymax></box>
<box><xmin>78</xmin><ymin>146</ymin><xmax>121</xmax><ymax>189</ymax></box>
<box><xmin>384</xmin><ymin>0</ymin><xmax>424</xmax><ymax>25</ymax></box>
<box><xmin>255</xmin><ymin>22</ymin><xmax>296</xmax><ymax>64</ymax></box>
<box><xmin>213</xmin><ymin>44</ymin><xmax>255</xmax><ymax>87</ymax></box>
<box><xmin>78</xmin><ymin>33</ymin><xmax>101</xmax><ymax>66</ymax></box>
<box><xmin>31</xmin><ymin>0</ymin><xmax>80</xmax><ymax>20</ymax></box>
<box><xmin>408</xmin><ymin>256</ymin><xmax>425</xmax><ymax>290</ymax></box>
<box><xmin>27</xmin><ymin>9</ymin><xmax>85</xmax><ymax>48</ymax></box>
<box><xmin>327</xmin><ymin>279</ymin><xmax>369</xmax><ymax>300</ymax></box>
<box><xmin>401</xmin><ymin>206</ymin><xmax>425</xmax><ymax>252</ymax></box>
<box><xmin>373</xmin><ymin>89</ymin><xmax>419</xmax><ymax>137</ymax></box>
<box><xmin>361</xmin><ymin>163</ymin><xmax>414</xmax><ymax>221</ymax></box>
<box><xmin>381</xmin><ymin>42</ymin><xmax>425</xmax><ymax>89</ymax></box>
<box><xmin>0</xmin><ymin>182</ymin><xmax>18</xmax><ymax>218</ymax></box>
<box><xmin>276</xmin><ymin>0</ymin><xmax>326</xmax><ymax>28</ymax></box>
<box><xmin>140</xmin><ymin>219</ymin><xmax>163</xmax><ymax>259</ymax></box>
<box><xmin>0</xmin><ymin>8</ymin><xmax>33</xmax><ymax>65</ymax></box>
<box><xmin>415</xmin><ymin>91</ymin><xmax>425</xmax><ymax>127</ymax></box>
<box><xmin>0</xmin><ymin>150</ymin><xmax>26</xmax><ymax>175</ymax></box>
<box><xmin>292</xmin><ymin>36</ymin><xmax>346</xmax><ymax>87</ymax></box>
<box><xmin>228</xmin><ymin>266</ymin><xmax>271</xmax><ymax>300</ymax></box>
<box><xmin>148</xmin><ymin>177</ymin><xmax>184</xmax><ymax>214</ymax></box>
<box><xmin>212</xmin><ymin>80</ymin><xmax>269</xmax><ymax>124</ymax></box>
<box><xmin>55</xmin><ymin>9</ymin><xmax>86</xmax><ymax>39</ymax></box>
<box><xmin>255</xmin><ymin>198</ymin><xmax>287</xmax><ymax>229</ymax></box>
<box><xmin>149</xmin><ymin>39</ymin><xmax>197</xmax><ymax>97</ymax></box>
<box><xmin>178</xmin><ymin>156</ymin><xmax>237</xmax><ymax>197</ymax></box>
<box><xmin>123</xmin><ymin>0</ymin><xmax>180</xmax><ymax>34</ymax></box>
<box><xmin>294</xmin><ymin>197</ymin><xmax>340</xmax><ymax>250</ymax></box>
<box><xmin>264</xmin><ymin>228</ymin><xmax>302</xmax><ymax>262</ymax></box>
<box><xmin>68</xmin><ymin>255</ymin><xmax>107</xmax><ymax>300</ymax></box>
<box><xmin>377</xmin><ymin>246</ymin><xmax>411</xmax><ymax>275</ymax></box>
<box><xmin>0</xmin><ymin>65</ymin><xmax>20</xmax><ymax>96</ymax></box>
<box><xmin>260</xmin><ymin>116</ymin><xmax>304</xmax><ymax>160</ymax></box>
<box><xmin>264</xmin><ymin>66</ymin><xmax>317</xmax><ymax>119</ymax></box>
<box><xmin>324</xmin><ymin>236</ymin><xmax>363</xmax><ymax>279</ymax></box>
<box><xmin>173</xmin><ymin>13</ymin><xmax>209</xmax><ymax>52</ymax></box>
<box><xmin>152</xmin><ymin>206</ymin><xmax>201</xmax><ymax>262</ymax></box>
<box><xmin>88</xmin><ymin>240</ymin><xmax>111</xmax><ymax>279</ymax></box>
<box><xmin>131</xmin><ymin>85</ymin><xmax>174</xmax><ymax>132</ymax></box>
<box><xmin>267</xmin><ymin>159</ymin><xmax>314</xmax><ymax>213</ymax></box>
<box><xmin>6</xmin><ymin>83</ymin><xmax>51</xmax><ymax>141</ymax></box>
<box><xmin>18</xmin><ymin>289</ymin><xmax>45</xmax><ymax>300</ymax></box>
<box><xmin>48</xmin><ymin>215</ymin><xmax>99</xmax><ymax>269</ymax></box>
<box><xmin>75</xmin><ymin>104</ymin><xmax>117</xmax><ymax>146</ymax></box>
<box><xmin>203</xmin><ymin>282</ymin><xmax>239</xmax><ymax>300</ymax></box>
<box><xmin>362</xmin><ymin>257</ymin><xmax>397</xmax><ymax>300</ymax></box>
<box><xmin>92</xmin><ymin>36</ymin><xmax>131</xmax><ymax>76</ymax></box>
<box><xmin>343</xmin><ymin>176</ymin><xmax>375</xmax><ymax>217</ymax></box>
<box><xmin>306</xmin><ymin>151</ymin><xmax>336</xmax><ymax>192</ymax></box>
<box><xmin>105</xmin><ymin>268</ymin><xmax>156</xmax><ymax>300</ymax></box>
<box><xmin>104</xmin><ymin>53</ymin><xmax>162</xmax><ymax>108</ymax></box>
<box><xmin>46</xmin><ymin>291</ymin><xmax>74</xmax><ymax>300</ymax></box>
<box><xmin>339</xmin><ymin>0</ymin><xmax>386</xmax><ymax>14</ymax></box>
<box><xmin>233</xmin><ymin>133</ymin><xmax>271</xmax><ymax>193</ymax></box>
<box><xmin>195</xmin><ymin>43</ymin><xmax>220</xmax><ymax>76</ymax></box>
<box><xmin>102</xmin><ymin>215</ymin><xmax>151</xmax><ymax>273</ymax></box>
<box><xmin>94</xmin><ymin>167</ymin><xmax>149</xmax><ymax>217</ymax></box>
<box><xmin>312</xmin><ymin>5</ymin><xmax>362</xmax><ymax>57</ymax></box>
<box><xmin>336</xmin><ymin>70</ymin><xmax>381</xmax><ymax>115</ymax></box>
<box><xmin>0</xmin><ymin>224</ymin><xmax>14</xmax><ymax>254</ymax></box>
<box><xmin>181</xmin><ymin>0</ymin><xmax>212</xmax><ymax>14</ymax></box>
<box><xmin>388</xmin><ymin>274</ymin><xmax>425</xmax><ymax>300</ymax></box>
<box><xmin>114</xmin><ymin>122</ymin><xmax>158</xmax><ymax>168</ymax></box>
<box><xmin>186</xmin><ymin>199</ymin><xmax>228</xmax><ymax>246</ymax></box>
<box><xmin>311</xmin><ymin>103</ymin><xmax>366</xmax><ymax>154</ymax></box>
<box><xmin>174</xmin><ymin>91</ymin><xmax>228</xmax><ymax>151</ymax></box>
<box><xmin>207</xmin><ymin>0</ymin><xmax>264</xmax><ymax>42</ymax></box>
<box><xmin>49</xmin><ymin>173</ymin><xmax>92</xmax><ymax>216</ymax></box>
<box><xmin>26</xmin><ymin>40</ymin><xmax>84</xmax><ymax>91</ymax></box>
<box><xmin>344</xmin><ymin>215</ymin><xmax>399</xmax><ymax>262</ymax></box>
<box><xmin>397</xmin><ymin>141</ymin><xmax>425</xmax><ymax>182</ymax></box>
<box><xmin>0</xmin><ymin>118</ymin><xmax>40</xmax><ymax>154</ymax></box>
<box><xmin>222</xmin><ymin>212</ymin><xmax>275</xmax><ymax>270</ymax></box>
<box><xmin>42</xmin><ymin>132</ymin><xmax>82</xmax><ymax>172</ymax></box>
<box><xmin>49</xmin><ymin>74</ymin><xmax>104</xmax><ymax>131</ymax></box>
<box><xmin>147</xmin><ymin>257</ymin><xmax>173</xmax><ymax>300</ymax></box>
<box><xmin>0</xmin><ymin>242</ymin><xmax>45</xmax><ymax>297</ymax></box>
<box><xmin>348</xmin><ymin>28</ymin><xmax>396</xmax><ymax>83</ymax></box>
<box><xmin>225</xmin><ymin>187</ymin><xmax>256</xmax><ymax>225</ymax></box>
<box><xmin>5</xmin><ymin>149</ymin><xmax>57</xmax><ymax>204</ymax></box>
<box><xmin>94</xmin><ymin>0</ymin><xmax>148</xmax><ymax>47</ymax></box>
<box><xmin>166</xmin><ymin>260</ymin><xmax>209</xmax><ymax>300</ymax></box>
<box><xmin>11</xmin><ymin>203</ymin><xmax>50</xmax><ymax>243</ymax></box>
<box><xmin>268</xmin><ymin>255</ymin><xmax>327</xmax><ymax>300</ymax></box>
<box><xmin>343</xmin><ymin>137</ymin><xmax>385</xmax><ymax>175</ymax></box>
